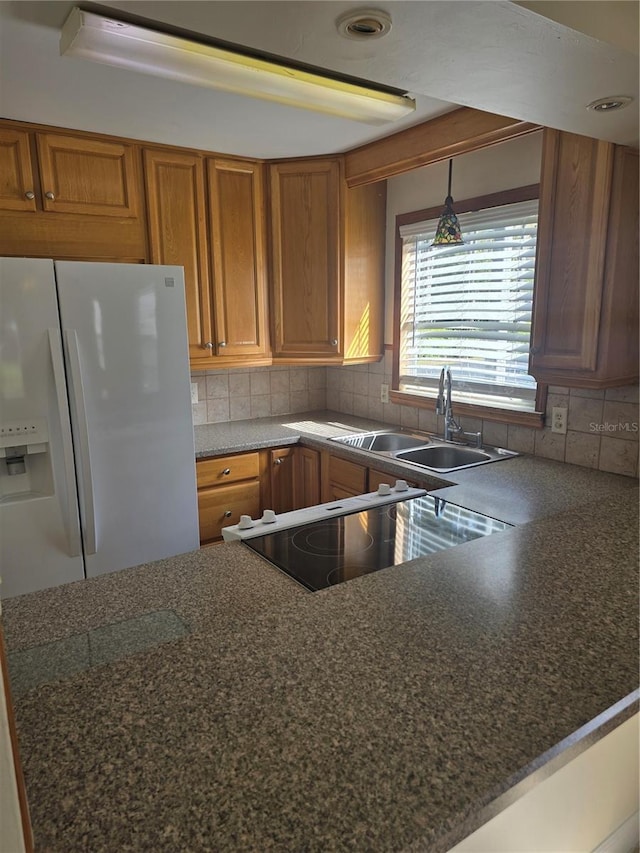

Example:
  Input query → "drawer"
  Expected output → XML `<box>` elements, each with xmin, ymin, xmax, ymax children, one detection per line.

<box><xmin>196</xmin><ymin>452</ymin><xmax>260</xmax><ymax>488</ymax></box>
<box><xmin>198</xmin><ymin>481</ymin><xmax>261</xmax><ymax>543</ymax></box>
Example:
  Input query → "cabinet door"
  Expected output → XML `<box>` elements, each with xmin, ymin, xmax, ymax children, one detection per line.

<box><xmin>295</xmin><ymin>447</ymin><xmax>321</xmax><ymax>508</ymax></box>
<box><xmin>269</xmin><ymin>447</ymin><xmax>296</xmax><ymax>514</ymax></box>
<box><xmin>270</xmin><ymin>159</ymin><xmax>341</xmax><ymax>360</ymax></box>
<box><xmin>207</xmin><ymin>158</ymin><xmax>270</xmax><ymax>361</ymax></box>
<box><xmin>0</xmin><ymin>128</ymin><xmax>37</xmax><ymax>212</ymax></box>
<box><xmin>36</xmin><ymin>133</ymin><xmax>141</xmax><ymax>217</ymax></box>
<box><xmin>343</xmin><ymin>181</ymin><xmax>386</xmax><ymax>362</ymax></box>
<box><xmin>144</xmin><ymin>148</ymin><xmax>214</xmax><ymax>364</ymax></box>
<box><xmin>530</xmin><ymin>130</ymin><xmax>614</xmax><ymax>374</ymax></box>
<box><xmin>321</xmin><ymin>453</ymin><xmax>367</xmax><ymax>502</ymax></box>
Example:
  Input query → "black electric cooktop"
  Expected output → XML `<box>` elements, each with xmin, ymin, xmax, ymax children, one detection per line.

<box><xmin>244</xmin><ymin>495</ymin><xmax>511</xmax><ymax>591</ymax></box>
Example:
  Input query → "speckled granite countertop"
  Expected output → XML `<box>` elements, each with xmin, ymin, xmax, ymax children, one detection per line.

<box><xmin>2</xmin><ymin>412</ymin><xmax>639</xmax><ymax>852</ymax></box>
<box><xmin>195</xmin><ymin>410</ymin><xmax>639</xmax><ymax>524</ymax></box>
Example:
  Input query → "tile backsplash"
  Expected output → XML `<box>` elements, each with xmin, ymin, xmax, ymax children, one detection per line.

<box><xmin>191</xmin><ymin>354</ymin><xmax>639</xmax><ymax>478</ymax></box>
<box><xmin>191</xmin><ymin>366</ymin><xmax>327</xmax><ymax>424</ymax></box>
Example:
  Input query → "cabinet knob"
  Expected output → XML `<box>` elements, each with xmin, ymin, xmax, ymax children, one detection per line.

<box><xmin>203</xmin><ymin>342</ymin><xmax>214</xmax><ymax>349</ymax></box>
<box><xmin>218</xmin><ymin>341</ymin><xmax>227</xmax><ymax>348</ymax></box>
<box><xmin>529</xmin><ymin>345</ymin><xmax>540</xmax><ymax>355</ymax></box>
<box><xmin>274</xmin><ymin>457</ymin><xmax>283</xmax><ymax>465</ymax></box>
<box><xmin>222</xmin><ymin>468</ymin><xmax>231</xmax><ymax>475</ymax></box>
<box><xmin>45</xmin><ymin>191</ymin><xmax>55</xmax><ymax>200</ymax></box>
<box><xmin>25</xmin><ymin>191</ymin><xmax>35</xmax><ymax>200</ymax></box>
<box><xmin>330</xmin><ymin>339</ymin><xmax>338</xmax><ymax>346</ymax></box>
<box><xmin>223</xmin><ymin>510</ymin><xmax>232</xmax><ymax>518</ymax></box>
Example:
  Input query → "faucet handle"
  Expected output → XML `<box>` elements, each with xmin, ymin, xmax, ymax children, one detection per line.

<box><xmin>462</xmin><ymin>430</ymin><xmax>483</xmax><ymax>448</ymax></box>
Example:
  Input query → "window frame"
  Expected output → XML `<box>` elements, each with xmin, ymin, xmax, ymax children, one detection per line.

<box><xmin>392</xmin><ymin>183</ymin><xmax>546</xmax><ymax>428</ymax></box>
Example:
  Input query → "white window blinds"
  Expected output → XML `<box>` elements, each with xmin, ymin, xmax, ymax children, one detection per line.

<box><xmin>398</xmin><ymin>198</ymin><xmax>539</xmax><ymax>411</ymax></box>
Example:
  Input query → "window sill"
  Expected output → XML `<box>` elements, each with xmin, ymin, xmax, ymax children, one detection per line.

<box><xmin>389</xmin><ymin>389</ymin><xmax>545</xmax><ymax>429</ymax></box>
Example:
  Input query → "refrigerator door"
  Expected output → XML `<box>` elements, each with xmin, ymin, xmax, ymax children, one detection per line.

<box><xmin>54</xmin><ymin>262</ymin><xmax>199</xmax><ymax>578</ymax></box>
<box><xmin>0</xmin><ymin>258</ymin><xmax>85</xmax><ymax>598</ymax></box>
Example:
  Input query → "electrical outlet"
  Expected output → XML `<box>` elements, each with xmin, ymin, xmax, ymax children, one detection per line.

<box><xmin>551</xmin><ymin>406</ymin><xmax>567</xmax><ymax>434</ymax></box>
<box><xmin>380</xmin><ymin>384</ymin><xmax>390</xmax><ymax>404</ymax></box>
<box><xmin>190</xmin><ymin>382</ymin><xmax>199</xmax><ymax>404</ymax></box>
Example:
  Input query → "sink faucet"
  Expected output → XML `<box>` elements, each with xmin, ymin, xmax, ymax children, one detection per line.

<box><xmin>436</xmin><ymin>367</ymin><xmax>483</xmax><ymax>447</ymax></box>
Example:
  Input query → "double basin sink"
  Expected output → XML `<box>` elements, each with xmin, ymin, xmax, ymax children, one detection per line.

<box><xmin>331</xmin><ymin>429</ymin><xmax>518</xmax><ymax>473</ymax></box>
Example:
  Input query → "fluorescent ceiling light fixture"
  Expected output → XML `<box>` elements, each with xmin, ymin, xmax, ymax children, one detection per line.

<box><xmin>60</xmin><ymin>7</ymin><xmax>416</xmax><ymax>125</ymax></box>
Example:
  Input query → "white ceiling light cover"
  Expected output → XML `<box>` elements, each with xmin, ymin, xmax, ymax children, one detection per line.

<box><xmin>60</xmin><ymin>7</ymin><xmax>416</xmax><ymax>125</ymax></box>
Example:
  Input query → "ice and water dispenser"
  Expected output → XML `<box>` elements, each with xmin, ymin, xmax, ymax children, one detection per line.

<box><xmin>0</xmin><ymin>418</ymin><xmax>53</xmax><ymax>500</ymax></box>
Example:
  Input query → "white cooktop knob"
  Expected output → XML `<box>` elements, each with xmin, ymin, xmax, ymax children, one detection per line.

<box><xmin>261</xmin><ymin>509</ymin><xmax>277</xmax><ymax>523</ymax></box>
<box><xmin>394</xmin><ymin>479</ymin><xmax>409</xmax><ymax>492</ymax></box>
<box><xmin>377</xmin><ymin>483</ymin><xmax>392</xmax><ymax>496</ymax></box>
<box><xmin>238</xmin><ymin>515</ymin><xmax>254</xmax><ymax>529</ymax></box>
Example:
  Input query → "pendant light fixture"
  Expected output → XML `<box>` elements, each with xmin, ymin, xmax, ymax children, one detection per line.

<box><xmin>432</xmin><ymin>159</ymin><xmax>464</xmax><ymax>246</ymax></box>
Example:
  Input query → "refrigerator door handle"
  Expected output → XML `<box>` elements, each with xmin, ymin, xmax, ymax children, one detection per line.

<box><xmin>48</xmin><ymin>328</ymin><xmax>83</xmax><ymax>558</ymax></box>
<box><xmin>64</xmin><ymin>329</ymin><xmax>97</xmax><ymax>555</ymax></box>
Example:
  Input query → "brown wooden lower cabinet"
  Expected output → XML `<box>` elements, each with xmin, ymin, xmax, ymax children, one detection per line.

<box><xmin>196</xmin><ymin>451</ymin><xmax>261</xmax><ymax>545</ymax></box>
<box><xmin>269</xmin><ymin>446</ymin><xmax>297</xmax><ymax>514</ymax></box>
<box><xmin>196</xmin><ymin>447</ymin><xmax>420</xmax><ymax>545</ymax></box>
<box><xmin>295</xmin><ymin>446</ymin><xmax>321</xmax><ymax>508</ymax></box>
<box><xmin>321</xmin><ymin>452</ymin><xmax>368</xmax><ymax>502</ymax></box>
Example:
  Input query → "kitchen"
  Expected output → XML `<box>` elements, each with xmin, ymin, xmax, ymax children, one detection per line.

<box><xmin>1</xmin><ymin>2</ymin><xmax>639</xmax><ymax>851</ymax></box>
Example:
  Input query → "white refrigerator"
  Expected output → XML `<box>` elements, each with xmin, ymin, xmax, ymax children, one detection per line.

<box><xmin>0</xmin><ymin>258</ymin><xmax>200</xmax><ymax>599</ymax></box>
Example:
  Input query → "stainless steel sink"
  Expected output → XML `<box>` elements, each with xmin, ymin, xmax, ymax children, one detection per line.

<box><xmin>395</xmin><ymin>443</ymin><xmax>517</xmax><ymax>473</ymax></box>
<box><xmin>331</xmin><ymin>430</ymin><xmax>430</xmax><ymax>453</ymax></box>
<box><xmin>331</xmin><ymin>429</ymin><xmax>518</xmax><ymax>473</ymax></box>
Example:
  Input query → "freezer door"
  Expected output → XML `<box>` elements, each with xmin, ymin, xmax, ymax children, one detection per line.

<box><xmin>0</xmin><ymin>258</ymin><xmax>85</xmax><ymax>598</ymax></box>
<box><xmin>54</xmin><ymin>262</ymin><xmax>199</xmax><ymax>578</ymax></box>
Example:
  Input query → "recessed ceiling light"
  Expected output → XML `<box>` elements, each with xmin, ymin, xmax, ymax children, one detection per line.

<box><xmin>336</xmin><ymin>9</ymin><xmax>392</xmax><ymax>39</ymax></box>
<box><xmin>586</xmin><ymin>96</ymin><xmax>633</xmax><ymax>113</ymax></box>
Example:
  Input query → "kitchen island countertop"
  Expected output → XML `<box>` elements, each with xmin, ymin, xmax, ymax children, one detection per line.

<box><xmin>2</xmin><ymin>411</ymin><xmax>639</xmax><ymax>852</ymax></box>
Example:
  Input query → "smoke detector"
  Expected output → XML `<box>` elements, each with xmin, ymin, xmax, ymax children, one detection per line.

<box><xmin>336</xmin><ymin>9</ymin><xmax>392</xmax><ymax>39</ymax></box>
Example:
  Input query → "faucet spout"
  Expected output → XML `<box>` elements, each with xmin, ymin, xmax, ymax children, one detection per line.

<box><xmin>440</xmin><ymin>368</ymin><xmax>483</xmax><ymax>447</ymax></box>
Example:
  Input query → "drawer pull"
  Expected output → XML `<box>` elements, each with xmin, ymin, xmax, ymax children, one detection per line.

<box><xmin>223</xmin><ymin>510</ymin><xmax>232</xmax><ymax>518</ymax></box>
<box><xmin>222</xmin><ymin>468</ymin><xmax>231</xmax><ymax>475</ymax></box>
<box><xmin>274</xmin><ymin>458</ymin><xmax>283</xmax><ymax>465</ymax></box>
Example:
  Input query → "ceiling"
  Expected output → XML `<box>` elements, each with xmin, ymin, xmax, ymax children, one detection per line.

<box><xmin>0</xmin><ymin>1</ymin><xmax>638</xmax><ymax>158</ymax></box>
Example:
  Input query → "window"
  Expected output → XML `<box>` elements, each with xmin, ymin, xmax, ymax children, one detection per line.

<box><xmin>394</xmin><ymin>185</ymin><xmax>545</xmax><ymax>423</ymax></box>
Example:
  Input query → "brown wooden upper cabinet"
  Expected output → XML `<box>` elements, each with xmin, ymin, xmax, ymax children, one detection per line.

<box><xmin>207</xmin><ymin>158</ymin><xmax>270</xmax><ymax>363</ymax></box>
<box><xmin>144</xmin><ymin>148</ymin><xmax>213</xmax><ymax>364</ymax></box>
<box><xmin>144</xmin><ymin>148</ymin><xmax>270</xmax><ymax>369</ymax></box>
<box><xmin>0</xmin><ymin>126</ymin><xmax>141</xmax><ymax>217</ymax></box>
<box><xmin>269</xmin><ymin>158</ymin><xmax>386</xmax><ymax>364</ymax></box>
<box><xmin>529</xmin><ymin>130</ymin><xmax>639</xmax><ymax>388</ymax></box>
<box><xmin>0</xmin><ymin>122</ymin><xmax>147</xmax><ymax>259</ymax></box>
<box><xmin>0</xmin><ymin>127</ymin><xmax>38</xmax><ymax>212</ymax></box>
